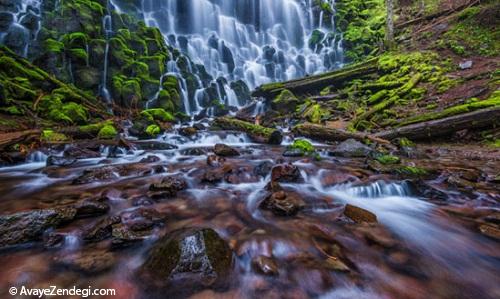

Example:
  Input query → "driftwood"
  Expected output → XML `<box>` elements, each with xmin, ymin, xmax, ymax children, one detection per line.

<box><xmin>376</xmin><ymin>107</ymin><xmax>500</xmax><ymax>140</ymax></box>
<box><xmin>213</xmin><ymin>117</ymin><xmax>283</xmax><ymax>144</ymax></box>
<box><xmin>292</xmin><ymin>123</ymin><xmax>393</xmax><ymax>146</ymax></box>
<box><xmin>252</xmin><ymin>58</ymin><xmax>379</xmax><ymax>99</ymax></box>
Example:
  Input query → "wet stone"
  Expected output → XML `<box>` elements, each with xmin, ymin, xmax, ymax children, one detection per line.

<box><xmin>329</xmin><ymin>139</ymin><xmax>373</xmax><ymax>158</ymax></box>
<box><xmin>253</xmin><ymin>160</ymin><xmax>274</xmax><ymax>177</ymax></box>
<box><xmin>181</xmin><ymin>148</ymin><xmax>207</xmax><ymax>156</ymax></box>
<box><xmin>260</xmin><ymin>191</ymin><xmax>306</xmax><ymax>216</ymax></box>
<box><xmin>63</xmin><ymin>147</ymin><xmax>101</xmax><ymax>159</ymax></box>
<box><xmin>46</xmin><ymin>156</ymin><xmax>77</xmax><ymax>167</ymax></box>
<box><xmin>271</xmin><ymin>163</ymin><xmax>302</xmax><ymax>183</ymax></box>
<box><xmin>149</xmin><ymin>176</ymin><xmax>188</xmax><ymax>198</ymax></box>
<box><xmin>54</xmin><ymin>250</ymin><xmax>116</xmax><ymax>274</ymax></box>
<box><xmin>73</xmin><ymin>199</ymin><xmax>110</xmax><ymax>218</ymax></box>
<box><xmin>139</xmin><ymin>228</ymin><xmax>233</xmax><ymax>295</ymax></box>
<box><xmin>343</xmin><ymin>204</ymin><xmax>377</xmax><ymax>223</ymax></box>
<box><xmin>139</xmin><ymin>155</ymin><xmax>161</xmax><ymax>163</ymax></box>
<box><xmin>252</xmin><ymin>255</ymin><xmax>279</xmax><ymax>276</ymax></box>
<box><xmin>82</xmin><ymin>216</ymin><xmax>121</xmax><ymax>242</ymax></box>
<box><xmin>214</xmin><ymin>143</ymin><xmax>240</xmax><ymax>157</ymax></box>
<box><xmin>0</xmin><ymin>207</ymin><xmax>77</xmax><ymax>248</ymax></box>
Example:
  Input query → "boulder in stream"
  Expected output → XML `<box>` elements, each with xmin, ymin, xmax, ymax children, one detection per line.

<box><xmin>139</xmin><ymin>228</ymin><xmax>233</xmax><ymax>295</ymax></box>
<box><xmin>149</xmin><ymin>176</ymin><xmax>188</xmax><ymax>198</ymax></box>
<box><xmin>271</xmin><ymin>163</ymin><xmax>302</xmax><ymax>183</ymax></box>
<box><xmin>260</xmin><ymin>190</ymin><xmax>305</xmax><ymax>216</ymax></box>
<box><xmin>46</xmin><ymin>156</ymin><xmax>77</xmax><ymax>167</ymax></box>
<box><xmin>214</xmin><ymin>143</ymin><xmax>240</xmax><ymax>157</ymax></box>
<box><xmin>343</xmin><ymin>204</ymin><xmax>377</xmax><ymax>223</ymax></box>
<box><xmin>329</xmin><ymin>139</ymin><xmax>373</xmax><ymax>158</ymax></box>
<box><xmin>0</xmin><ymin>207</ymin><xmax>77</xmax><ymax>248</ymax></box>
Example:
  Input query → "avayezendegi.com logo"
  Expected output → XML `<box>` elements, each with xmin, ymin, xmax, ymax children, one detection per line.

<box><xmin>8</xmin><ymin>285</ymin><xmax>116</xmax><ymax>298</ymax></box>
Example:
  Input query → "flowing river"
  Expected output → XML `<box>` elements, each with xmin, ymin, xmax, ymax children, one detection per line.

<box><xmin>0</xmin><ymin>125</ymin><xmax>498</xmax><ymax>299</ymax></box>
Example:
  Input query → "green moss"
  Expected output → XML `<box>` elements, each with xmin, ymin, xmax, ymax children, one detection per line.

<box><xmin>398</xmin><ymin>138</ymin><xmax>415</xmax><ymax>147</ymax></box>
<box><xmin>395</xmin><ymin>166</ymin><xmax>428</xmax><ymax>177</ymax></box>
<box><xmin>398</xmin><ymin>91</ymin><xmax>500</xmax><ymax>126</ymax></box>
<box><xmin>289</xmin><ymin>139</ymin><xmax>315</xmax><ymax>154</ymax></box>
<box><xmin>41</xmin><ymin>130</ymin><xmax>69</xmax><ymax>143</ymax></box>
<box><xmin>97</xmin><ymin>125</ymin><xmax>118</xmax><ymax>139</ymax></box>
<box><xmin>62</xmin><ymin>102</ymin><xmax>88</xmax><ymax>124</ymax></box>
<box><xmin>141</xmin><ymin>108</ymin><xmax>175</xmax><ymax>122</ymax></box>
<box><xmin>375</xmin><ymin>154</ymin><xmax>401</xmax><ymax>165</ymax></box>
<box><xmin>145</xmin><ymin>124</ymin><xmax>161</xmax><ymax>136</ymax></box>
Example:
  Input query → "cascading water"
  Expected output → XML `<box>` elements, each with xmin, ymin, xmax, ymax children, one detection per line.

<box><xmin>99</xmin><ymin>0</ymin><xmax>113</xmax><ymax>106</ymax></box>
<box><xmin>112</xmin><ymin>0</ymin><xmax>344</xmax><ymax>115</ymax></box>
<box><xmin>0</xmin><ymin>0</ymin><xmax>43</xmax><ymax>57</ymax></box>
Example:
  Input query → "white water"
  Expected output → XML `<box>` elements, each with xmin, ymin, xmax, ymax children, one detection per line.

<box><xmin>111</xmin><ymin>0</ymin><xmax>343</xmax><ymax>115</ymax></box>
<box><xmin>0</xmin><ymin>0</ymin><xmax>43</xmax><ymax>57</ymax></box>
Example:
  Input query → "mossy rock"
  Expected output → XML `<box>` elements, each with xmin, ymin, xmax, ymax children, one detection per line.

<box><xmin>271</xmin><ymin>89</ymin><xmax>300</xmax><ymax>114</ymax></box>
<box><xmin>41</xmin><ymin>130</ymin><xmax>69</xmax><ymax>143</ymax></box>
<box><xmin>97</xmin><ymin>124</ymin><xmax>118</xmax><ymax>139</ymax></box>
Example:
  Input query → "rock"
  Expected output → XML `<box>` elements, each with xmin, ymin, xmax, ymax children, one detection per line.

<box><xmin>253</xmin><ymin>161</ymin><xmax>274</xmax><ymax>178</ymax></box>
<box><xmin>201</xmin><ymin>168</ymin><xmax>226</xmax><ymax>184</ymax></box>
<box><xmin>478</xmin><ymin>224</ymin><xmax>500</xmax><ymax>240</ymax></box>
<box><xmin>139</xmin><ymin>155</ymin><xmax>161</xmax><ymax>163</ymax></box>
<box><xmin>54</xmin><ymin>250</ymin><xmax>116</xmax><ymax>274</ymax></box>
<box><xmin>459</xmin><ymin>60</ymin><xmax>473</xmax><ymax>70</ymax></box>
<box><xmin>282</xmin><ymin>148</ymin><xmax>305</xmax><ymax>157</ymax></box>
<box><xmin>139</xmin><ymin>228</ymin><xmax>233</xmax><ymax>293</ymax></box>
<box><xmin>82</xmin><ymin>216</ymin><xmax>121</xmax><ymax>242</ymax></box>
<box><xmin>207</xmin><ymin>154</ymin><xmax>226</xmax><ymax>167</ymax></box>
<box><xmin>149</xmin><ymin>176</ymin><xmax>188</xmax><ymax>198</ymax></box>
<box><xmin>324</xmin><ymin>257</ymin><xmax>350</xmax><ymax>272</ymax></box>
<box><xmin>271</xmin><ymin>164</ymin><xmax>302</xmax><ymax>183</ymax></box>
<box><xmin>72</xmin><ymin>166</ymin><xmax>120</xmax><ymax>185</ymax></box>
<box><xmin>111</xmin><ymin>223</ymin><xmax>152</xmax><ymax>247</ymax></box>
<box><xmin>0</xmin><ymin>208</ymin><xmax>77</xmax><ymax>248</ymax></box>
<box><xmin>343</xmin><ymin>204</ymin><xmax>377</xmax><ymax>223</ymax></box>
<box><xmin>181</xmin><ymin>148</ymin><xmax>207</xmax><ymax>156</ymax></box>
<box><xmin>63</xmin><ymin>147</ymin><xmax>101</xmax><ymax>159</ymax></box>
<box><xmin>73</xmin><ymin>199</ymin><xmax>110</xmax><ymax>218</ymax></box>
<box><xmin>46</xmin><ymin>156</ymin><xmax>77</xmax><ymax>167</ymax></box>
<box><xmin>132</xmin><ymin>196</ymin><xmax>155</xmax><ymax>206</ymax></box>
<box><xmin>179</xmin><ymin>127</ymin><xmax>198</xmax><ymax>136</ymax></box>
<box><xmin>252</xmin><ymin>255</ymin><xmax>279</xmax><ymax>276</ymax></box>
<box><xmin>43</xmin><ymin>232</ymin><xmax>65</xmax><ymax>249</ymax></box>
<box><xmin>133</xmin><ymin>141</ymin><xmax>178</xmax><ymax>151</ymax></box>
<box><xmin>329</xmin><ymin>139</ymin><xmax>373</xmax><ymax>158</ymax></box>
<box><xmin>260</xmin><ymin>191</ymin><xmax>305</xmax><ymax>216</ymax></box>
<box><xmin>214</xmin><ymin>144</ymin><xmax>240</xmax><ymax>157</ymax></box>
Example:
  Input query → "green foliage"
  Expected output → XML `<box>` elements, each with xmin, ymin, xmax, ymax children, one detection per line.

<box><xmin>41</xmin><ymin>130</ymin><xmax>69</xmax><ymax>143</ymax></box>
<box><xmin>145</xmin><ymin>124</ymin><xmax>161</xmax><ymax>136</ymax></box>
<box><xmin>375</xmin><ymin>154</ymin><xmax>401</xmax><ymax>165</ymax></box>
<box><xmin>290</xmin><ymin>139</ymin><xmax>315</xmax><ymax>153</ymax></box>
<box><xmin>395</xmin><ymin>166</ymin><xmax>428</xmax><ymax>177</ymax></box>
<box><xmin>141</xmin><ymin>108</ymin><xmax>175</xmax><ymax>122</ymax></box>
<box><xmin>97</xmin><ymin>124</ymin><xmax>118</xmax><ymax>139</ymax></box>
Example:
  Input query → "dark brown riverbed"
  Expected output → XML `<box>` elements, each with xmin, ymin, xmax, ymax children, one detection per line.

<box><xmin>0</xmin><ymin>130</ymin><xmax>499</xmax><ymax>299</ymax></box>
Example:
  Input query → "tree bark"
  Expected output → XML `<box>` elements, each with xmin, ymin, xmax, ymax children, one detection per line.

<box><xmin>375</xmin><ymin>107</ymin><xmax>500</xmax><ymax>140</ymax></box>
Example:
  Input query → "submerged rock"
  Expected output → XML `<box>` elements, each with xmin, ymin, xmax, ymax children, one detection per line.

<box><xmin>343</xmin><ymin>204</ymin><xmax>377</xmax><ymax>223</ymax></box>
<box><xmin>139</xmin><ymin>228</ymin><xmax>233</xmax><ymax>294</ymax></box>
<box><xmin>214</xmin><ymin>143</ymin><xmax>240</xmax><ymax>157</ymax></box>
<box><xmin>253</xmin><ymin>161</ymin><xmax>274</xmax><ymax>178</ymax></box>
<box><xmin>139</xmin><ymin>155</ymin><xmax>161</xmax><ymax>163</ymax></box>
<box><xmin>329</xmin><ymin>139</ymin><xmax>373</xmax><ymax>158</ymax></box>
<box><xmin>149</xmin><ymin>176</ymin><xmax>188</xmax><ymax>198</ymax></box>
<box><xmin>54</xmin><ymin>250</ymin><xmax>116</xmax><ymax>274</ymax></box>
<box><xmin>63</xmin><ymin>147</ymin><xmax>101</xmax><ymax>159</ymax></box>
<box><xmin>260</xmin><ymin>190</ymin><xmax>305</xmax><ymax>216</ymax></box>
<box><xmin>73</xmin><ymin>199</ymin><xmax>110</xmax><ymax>218</ymax></box>
<box><xmin>46</xmin><ymin>156</ymin><xmax>77</xmax><ymax>167</ymax></box>
<box><xmin>83</xmin><ymin>216</ymin><xmax>121</xmax><ymax>242</ymax></box>
<box><xmin>0</xmin><ymin>208</ymin><xmax>77</xmax><ymax>248</ymax></box>
<box><xmin>252</xmin><ymin>255</ymin><xmax>279</xmax><ymax>276</ymax></box>
<box><xmin>271</xmin><ymin>164</ymin><xmax>302</xmax><ymax>183</ymax></box>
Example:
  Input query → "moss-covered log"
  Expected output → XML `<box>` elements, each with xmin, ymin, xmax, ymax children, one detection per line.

<box><xmin>292</xmin><ymin>123</ymin><xmax>392</xmax><ymax>146</ymax></box>
<box><xmin>213</xmin><ymin>117</ymin><xmax>283</xmax><ymax>144</ymax></box>
<box><xmin>376</xmin><ymin>107</ymin><xmax>500</xmax><ymax>140</ymax></box>
<box><xmin>252</xmin><ymin>58</ymin><xmax>379</xmax><ymax>99</ymax></box>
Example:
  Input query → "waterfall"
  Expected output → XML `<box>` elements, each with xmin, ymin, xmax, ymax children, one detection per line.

<box><xmin>112</xmin><ymin>0</ymin><xmax>344</xmax><ymax>115</ymax></box>
<box><xmin>99</xmin><ymin>0</ymin><xmax>113</xmax><ymax>106</ymax></box>
<box><xmin>0</xmin><ymin>0</ymin><xmax>43</xmax><ymax>57</ymax></box>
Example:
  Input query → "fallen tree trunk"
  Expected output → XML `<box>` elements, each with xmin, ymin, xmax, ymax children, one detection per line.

<box><xmin>213</xmin><ymin>117</ymin><xmax>283</xmax><ymax>144</ymax></box>
<box><xmin>252</xmin><ymin>58</ymin><xmax>379</xmax><ymax>99</ymax></box>
<box><xmin>375</xmin><ymin>107</ymin><xmax>500</xmax><ymax>140</ymax></box>
<box><xmin>292</xmin><ymin>123</ymin><xmax>393</xmax><ymax>146</ymax></box>
<box><xmin>0</xmin><ymin>129</ymin><xmax>40</xmax><ymax>150</ymax></box>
